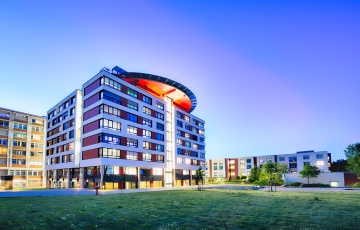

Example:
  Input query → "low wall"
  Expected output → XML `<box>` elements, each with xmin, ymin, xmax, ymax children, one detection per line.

<box><xmin>284</xmin><ymin>172</ymin><xmax>345</xmax><ymax>187</ymax></box>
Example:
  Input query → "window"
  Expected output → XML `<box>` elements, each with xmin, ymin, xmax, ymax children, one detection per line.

<box><xmin>127</xmin><ymin>100</ymin><xmax>138</xmax><ymax>111</ymax></box>
<box><xmin>143</xmin><ymin>129</ymin><xmax>151</xmax><ymax>138</ymax></box>
<box><xmin>12</xmin><ymin>159</ymin><xmax>26</xmax><ymax>165</ymax></box>
<box><xmin>69</xmin><ymin>130</ymin><xmax>75</xmax><ymax>139</ymax></box>
<box><xmin>199</xmin><ymin>137</ymin><xmax>205</xmax><ymax>143</ymax></box>
<box><xmin>14</xmin><ymin>132</ymin><xmax>27</xmax><ymax>139</ymax></box>
<box><xmin>240</xmin><ymin>165</ymin><xmax>245</xmax><ymax>169</ymax></box>
<box><xmin>101</xmin><ymin>90</ymin><xmax>122</xmax><ymax>105</ymax></box>
<box><xmin>177</xmin><ymin>129</ymin><xmax>181</xmax><ymax>136</ymax></box>
<box><xmin>127</xmin><ymin>88</ymin><xmax>138</xmax><ymax>98</ymax></box>
<box><xmin>143</xmin><ymin>118</ymin><xmax>152</xmax><ymax>127</ymax></box>
<box><xmin>0</xmin><ymin>120</ymin><xmax>9</xmax><ymax>127</ymax></box>
<box><xmin>193</xmin><ymin>144</ymin><xmax>198</xmax><ymax>149</ymax></box>
<box><xmin>156</xmin><ymin>144</ymin><xmax>164</xmax><ymax>152</ymax></box>
<box><xmin>156</xmin><ymin>122</ymin><xmax>164</xmax><ymax>131</ymax></box>
<box><xmin>30</xmin><ymin>151</ymin><xmax>42</xmax><ymax>157</ymax></box>
<box><xmin>143</xmin><ymin>153</ymin><xmax>152</xmax><ymax>161</ymax></box>
<box><xmin>143</xmin><ymin>141</ymin><xmax>151</xmax><ymax>150</ymax></box>
<box><xmin>198</xmin><ymin>145</ymin><xmax>205</xmax><ymax>150</ymax></box>
<box><xmin>214</xmin><ymin>166</ymin><xmax>218</xmax><ymax>170</ymax></box>
<box><xmin>316</xmin><ymin>154</ymin><xmax>323</xmax><ymax>159</ymax></box>
<box><xmin>143</xmin><ymin>107</ymin><xmax>151</xmax><ymax>115</ymax></box>
<box><xmin>31</xmin><ymin>134</ymin><xmax>43</xmax><ymax>141</ymax></box>
<box><xmin>246</xmin><ymin>159</ymin><xmax>251</xmax><ymax>164</ymax></box>
<box><xmin>99</xmin><ymin>133</ymin><xmax>121</xmax><ymax>145</ymax></box>
<box><xmin>156</xmin><ymin>133</ymin><xmax>164</xmax><ymax>141</ymax></box>
<box><xmin>156</xmin><ymin>112</ymin><xmax>164</xmax><ymax>120</ymax></box>
<box><xmin>303</xmin><ymin>155</ymin><xmax>310</xmax><ymax>160</ymax></box>
<box><xmin>177</xmin><ymin>120</ymin><xmax>183</xmax><ymax>128</ymax></box>
<box><xmin>127</xmin><ymin>126</ymin><xmax>138</xmax><ymax>135</ymax></box>
<box><xmin>185</xmin><ymin>124</ymin><xmax>190</xmax><ymax>131</ymax></box>
<box><xmin>63</xmin><ymin>122</ymin><xmax>69</xmax><ymax>130</ymax></box>
<box><xmin>31</xmin><ymin>126</ymin><xmax>44</xmax><ymax>132</ymax></box>
<box><xmin>266</xmin><ymin>158</ymin><xmax>272</xmax><ymax>162</ymax></box>
<box><xmin>279</xmin><ymin>157</ymin><xmax>285</xmax><ymax>161</ymax></box>
<box><xmin>177</xmin><ymin>157</ymin><xmax>183</xmax><ymax>164</ymax></box>
<box><xmin>240</xmin><ymin>159</ymin><xmax>245</xmax><ymax>164</ymax></box>
<box><xmin>177</xmin><ymin>148</ymin><xmax>182</xmax><ymax>155</ymax></box>
<box><xmin>193</xmin><ymin>152</ymin><xmax>198</xmax><ymax>157</ymax></box>
<box><xmin>100</xmin><ymin>104</ymin><xmax>121</xmax><ymax>117</ymax></box>
<box><xmin>156</xmin><ymin>101</ymin><xmax>164</xmax><ymax>110</ymax></box>
<box><xmin>70</xmin><ymin>107</ymin><xmax>75</xmax><ymax>116</ymax></box>
<box><xmin>99</xmin><ymin>148</ymin><xmax>120</xmax><ymax>158</ymax></box>
<box><xmin>127</xmin><ymin>151</ymin><xmax>138</xmax><ymax>160</ymax></box>
<box><xmin>127</xmin><ymin>113</ymin><xmax>138</xmax><ymax>123</ymax></box>
<box><xmin>185</xmin><ymin>133</ymin><xmax>190</xmax><ymax>138</ymax></box>
<box><xmin>289</xmin><ymin>157</ymin><xmax>297</xmax><ymax>162</ymax></box>
<box><xmin>184</xmin><ymin>115</ymin><xmax>190</xmax><ymax>122</ymax></box>
<box><xmin>0</xmin><ymin>138</ymin><xmax>8</xmax><ymax>145</ymax></box>
<box><xmin>14</xmin><ymin>123</ymin><xmax>27</xmax><ymax>130</ymax></box>
<box><xmin>13</xmin><ymin>141</ymin><xmax>26</xmax><ymax>147</ymax></box>
<box><xmin>289</xmin><ymin>163</ymin><xmax>297</xmax><ymax>168</ymax></box>
<box><xmin>156</xmin><ymin>155</ymin><xmax>164</xmax><ymax>162</ymax></box>
<box><xmin>13</xmin><ymin>150</ymin><xmax>26</xmax><ymax>156</ymax></box>
<box><xmin>101</xmin><ymin>76</ymin><xmax>121</xmax><ymax>91</ymax></box>
<box><xmin>199</xmin><ymin>129</ymin><xmax>204</xmax><ymax>135</ymax></box>
<box><xmin>247</xmin><ymin>165</ymin><xmax>251</xmax><ymax>169</ymax></box>
<box><xmin>177</xmin><ymin>111</ymin><xmax>183</xmax><ymax>118</ymax></box>
<box><xmin>316</xmin><ymin>161</ymin><xmax>324</xmax><ymax>166</ymax></box>
<box><xmin>303</xmin><ymin>162</ymin><xmax>310</xmax><ymax>166</ymax></box>
<box><xmin>127</xmin><ymin>138</ymin><xmax>138</xmax><ymax>148</ymax></box>
<box><xmin>200</xmin><ymin>153</ymin><xmax>205</xmax><ymax>158</ymax></box>
<box><xmin>143</xmin><ymin>95</ymin><xmax>152</xmax><ymax>105</ymax></box>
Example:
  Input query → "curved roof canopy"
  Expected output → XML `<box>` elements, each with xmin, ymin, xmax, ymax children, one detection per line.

<box><xmin>112</xmin><ymin>66</ymin><xmax>197</xmax><ymax>113</ymax></box>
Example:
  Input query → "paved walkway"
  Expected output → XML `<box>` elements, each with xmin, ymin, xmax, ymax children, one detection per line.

<box><xmin>0</xmin><ymin>184</ymin><xmax>359</xmax><ymax>197</ymax></box>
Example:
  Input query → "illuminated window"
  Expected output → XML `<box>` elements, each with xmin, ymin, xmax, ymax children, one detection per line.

<box><xmin>143</xmin><ymin>107</ymin><xmax>151</xmax><ymax>115</ymax></box>
<box><xmin>143</xmin><ymin>129</ymin><xmax>151</xmax><ymax>138</ymax></box>
<box><xmin>143</xmin><ymin>118</ymin><xmax>152</xmax><ymax>127</ymax></box>
<box><xmin>316</xmin><ymin>161</ymin><xmax>324</xmax><ymax>166</ymax></box>
<box><xmin>127</xmin><ymin>100</ymin><xmax>138</xmax><ymax>111</ymax></box>
<box><xmin>156</xmin><ymin>101</ymin><xmax>164</xmax><ymax>110</ymax></box>
<box><xmin>177</xmin><ymin>157</ymin><xmax>183</xmax><ymax>164</ymax></box>
<box><xmin>127</xmin><ymin>88</ymin><xmax>138</xmax><ymax>99</ymax></box>
<box><xmin>127</xmin><ymin>151</ymin><xmax>138</xmax><ymax>160</ymax></box>
<box><xmin>127</xmin><ymin>126</ymin><xmax>138</xmax><ymax>135</ymax></box>
<box><xmin>143</xmin><ymin>153</ymin><xmax>152</xmax><ymax>161</ymax></box>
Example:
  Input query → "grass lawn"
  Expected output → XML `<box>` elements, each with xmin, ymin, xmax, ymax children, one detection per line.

<box><xmin>0</xmin><ymin>188</ymin><xmax>359</xmax><ymax>229</ymax></box>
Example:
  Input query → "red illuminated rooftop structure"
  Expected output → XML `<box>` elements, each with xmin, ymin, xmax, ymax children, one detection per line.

<box><xmin>111</xmin><ymin>66</ymin><xmax>197</xmax><ymax>113</ymax></box>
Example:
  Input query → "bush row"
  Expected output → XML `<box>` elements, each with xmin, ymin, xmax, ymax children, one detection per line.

<box><xmin>285</xmin><ymin>182</ymin><xmax>330</xmax><ymax>187</ymax></box>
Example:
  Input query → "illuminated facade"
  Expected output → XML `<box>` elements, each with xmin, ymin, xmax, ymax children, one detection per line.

<box><xmin>0</xmin><ymin>107</ymin><xmax>46</xmax><ymax>189</ymax></box>
<box><xmin>45</xmin><ymin>66</ymin><xmax>205</xmax><ymax>189</ymax></box>
<box><xmin>206</xmin><ymin>150</ymin><xmax>331</xmax><ymax>180</ymax></box>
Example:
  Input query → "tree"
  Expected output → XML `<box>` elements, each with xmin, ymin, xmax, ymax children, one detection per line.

<box><xmin>331</xmin><ymin>159</ymin><xmax>349</xmax><ymax>172</ymax></box>
<box><xmin>248</xmin><ymin>166</ymin><xmax>261</xmax><ymax>182</ymax></box>
<box><xmin>344</xmin><ymin>143</ymin><xmax>360</xmax><ymax>177</ymax></box>
<box><xmin>194</xmin><ymin>166</ymin><xmax>205</xmax><ymax>191</ymax></box>
<box><xmin>299</xmin><ymin>164</ymin><xmax>321</xmax><ymax>184</ymax></box>
<box><xmin>260</xmin><ymin>162</ymin><xmax>289</xmax><ymax>191</ymax></box>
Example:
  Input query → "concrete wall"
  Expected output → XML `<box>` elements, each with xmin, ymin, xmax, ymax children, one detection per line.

<box><xmin>284</xmin><ymin>172</ymin><xmax>345</xmax><ymax>187</ymax></box>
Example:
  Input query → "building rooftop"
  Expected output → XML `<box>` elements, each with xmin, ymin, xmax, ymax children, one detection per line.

<box><xmin>110</xmin><ymin>66</ymin><xmax>197</xmax><ymax>113</ymax></box>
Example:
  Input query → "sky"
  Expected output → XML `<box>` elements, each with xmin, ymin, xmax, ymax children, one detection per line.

<box><xmin>0</xmin><ymin>1</ymin><xmax>359</xmax><ymax>161</ymax></box>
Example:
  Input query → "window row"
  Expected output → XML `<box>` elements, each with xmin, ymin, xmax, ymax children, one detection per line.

<box><xmin>176</xmin><ymin>157</ymin><xmax>200</xmax><ymax>166</ymax></box>
<box><xmin>49</xmin><ymin>107</ymin><xmax>75</xmax><ymax>126</ymax></box>
<box><xmin>176</xmin><ymin>120</ymin><xmax>205</xmax><ymax>135</ymax></box>
<box><xmin>98</xmin><ymin>148</ymin><xmax>165</xmax><ymax>162</ymax></box>
<box><xmin>48</xmin><ymin>96</ymin><xmax>76</xmax><ymax>119</ymax></box>
<box><xmin>47</xmin><ymin>130</ymin><xmax>74</xmax><ymax>147</ymax></box>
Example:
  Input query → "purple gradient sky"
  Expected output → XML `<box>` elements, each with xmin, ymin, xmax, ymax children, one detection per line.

<box><xmin>1</xmin><ymin>1</ymin><xmax>359</xmax><ymax>161</ymax></box>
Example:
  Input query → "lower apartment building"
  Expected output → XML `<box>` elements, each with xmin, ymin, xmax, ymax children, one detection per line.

<box><xmin>206</xmin><ymin>150</ymin><xmax>331</xmax><ymax>180</ymax></box>
<box><xmin>45</xmin><ymin>66</ymin><xmax>206</xmax><ymax>189</ymax></box>
<box><xmin>0</xmin><ymin>107</ymin><xmax>46</xmax><ymax>189</ymax></box>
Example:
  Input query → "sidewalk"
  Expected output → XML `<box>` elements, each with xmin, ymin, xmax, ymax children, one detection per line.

<box><xmin>0</xmin><ymin>184</ymin><xmax>358</xmax><ymax>197</ymax></box>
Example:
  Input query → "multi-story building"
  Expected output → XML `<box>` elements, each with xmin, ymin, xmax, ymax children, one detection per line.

<box><xmin>206</xmin><ymin>150</ymin><xmax>331</xmax><ymax>180</ymax></box>
<box><xmin>0</xmin><ymin>107</ymin><xmax>46</xmax><ymax>189</ymax></box>
<box><xmin>45</xmin><ymin>66</ymin><xmax>206</xmax><ymax>189</ymax></box>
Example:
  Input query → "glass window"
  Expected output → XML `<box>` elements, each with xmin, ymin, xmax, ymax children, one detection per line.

<box><xmin>127</xmin><ymin>88</ymin><xmax>138</xmax><ymax>99</ymax></box>
<box><xmin>143</xmin><ymin>95</ymin><xmax>152</xmax><ymax>105</ymax></box>
<box><xmin>289</xmin><ymin>157</ymin><xmax>297</xmax><ymax>162</ymax></box>
<box><xmin>303</xmin><ymin>155</ymin><xmax>310</xmax><ymax>160</ymax></box>
<box><xmin>100</xmin><ymin>119</ymin><xmax>121</xmax><ymax>131</ymax></box>
<box><xmin>316</xmin><ymin>154</ymin><xmax>323</xmax><ymax>159</ymax></box>
<box><xmin>127</xmin><ymin>151</ymin><xmax>138</xmax><ymax>160</ymax></box>
<box><xmin>127</xmin><ymin>125</ymin><xmax>138</xmax><ymax>135</ymax></box>
<box><xmin>143</xmin><ymin>153</ymin><xmax>152</xmax><ymax>161</ymax></box>
<box><xmin>177</xmin><ymin>120</ymin><xmax>183</xmax><ymax>128</ymax></box>
<box><xmin>156</xmin><ymin>122</ymin><xmax>164</xmax><ymax>131</ymax></box>
<box><xmin>279</xmin><ymin>157</ymin><xmax>285</xmax><ymax>161</ymax></box>
<box><xmin>143</xmin><ymin>107</ymin><xmax>151</xmax><ymax>115</ymax></box>
<box><xmin>156</xmin><ymin>101</ymin><xmax>164</xmax><ymax>110</ymax></box>
<box><xmin>101</xmin><ymin>90</ymin><xmax>122</xmax><ymax>105</ymax></box>
<box><xmin>289</xmin><ymin>163</ymin><xmax>297</xmax><ymax>168</ymax></box>
<box><xmin>127</xmin><ymin>138</ymin><xmax>138</xmax><ymax>148</ymax></box>
<box><xmin>143</xmin><ymin>129</ymin><xmax>151</xmax><ymax>138</ymax></box>
<box><xmin>143</xmin><ymin>118</ymin><xmax>152</xmax><ymax>127</ymax></box>
<box><xmin>156</xmin><ymin>112</ymin><xmax>164</xmax><ymax>120</ymax></box>
<box><xmin>127</xmin><ymin>100</ymin><xmax>138</xmax><ymax>111</ymax></box>
<box><xmin>127</xmin><ymin>113</ymin><xmax>138</xmax><ymax>123</ymax></box>
<box><xmin>156</xmin><ymin>133</ymin><xmax>164</xmax><ymax>141</ymax></box>
<box><xmin>156</xmin><ymin>144</ymin><xmax>164</xmax><ymax>152</ymax></box>
<box><xmin>247</xmin><ymin>165</ymin><xmax>251</xmax><ymax>169</ymax></box>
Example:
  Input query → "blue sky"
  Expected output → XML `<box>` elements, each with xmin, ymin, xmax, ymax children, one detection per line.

<box><xmin>1</xmin><ymin>1</ymin><xmax>359</xmax><ymax>161</ymax></box>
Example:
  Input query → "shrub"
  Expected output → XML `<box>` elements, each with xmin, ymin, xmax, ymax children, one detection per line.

<box><xmin>300</xmin><ymin>183</ymin><xmax>330</xmax><ymax>187</ymax></box>
<box><xmin>287</xmin><ymin>182</ymin><xmax>302</xmax><ymax>187</ymax></box>
<box><xmin>240</xmin><ymin>176</ymin><xmax>247</xmax><ymax>180</ymax></box>
<box><xmin>350</xmin><ymin>182</ymin><xmax>360</xmax><ymax>188</ymax></box>
<box><xmin>235</xmin><ymin>176</ymin><xmax>241</xmax><ymax>180</ymax></box>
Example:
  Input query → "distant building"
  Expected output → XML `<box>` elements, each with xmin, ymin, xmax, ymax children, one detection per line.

<box><xmin>45</xmin><ymin>66</ymin><xmax>206</xmax><ymax>189</ymax></box>
<box><xmin>0</xmin><ymin>107</ymin><xmax>46</xmax><ymax>189</ymax></box>
<box><xmin>205</xmin><ymin>150</ymin><xmax>331</xmax><ymax>180</ymax></box>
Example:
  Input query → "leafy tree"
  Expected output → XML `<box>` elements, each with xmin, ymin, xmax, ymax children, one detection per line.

<box><xmin>260</xmin><ymin>162</ymin><xmax>289</xmax><ymax>191</ymax></box>
<box><xmin>299</xmin><ymin>164</ymin><xmax>321</xmax><ymax>184</ymax></box>
<box><xmin>331</xmin><ymin>159</ymin><xmax>349</xmax><ymax>172</ymax></box>
<box><xmin>344</xmin><ymin>143</ymin><xmax>360</xmax><ymax>177</ymax></box>
<box><xmin>248</xmin><ymin>166</ymin><xmax>261</xmax><ymax>182</ymax></box>
<box><xmin>194</xmin><ymin>166</ymin><xmax>205</xmax><ymax>191</ymax></box>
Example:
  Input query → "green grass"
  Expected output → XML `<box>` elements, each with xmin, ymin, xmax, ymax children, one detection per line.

<box><xmin>0</xmin><ymin>189</ymin><xmax>359</xmax><ymax>229</ymax></box>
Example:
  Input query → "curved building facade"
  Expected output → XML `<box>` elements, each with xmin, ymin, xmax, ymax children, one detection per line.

<box><xmin>45</xmin><ymin>66</ymin><xmax>205</xmax><ymax>189</ymax></box>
